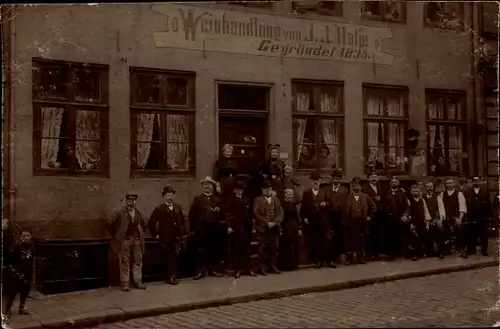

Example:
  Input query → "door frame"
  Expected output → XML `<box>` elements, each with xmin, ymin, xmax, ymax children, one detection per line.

<box><xmin>214</xmin><ymin>80</ymin><xmax>274</xmax><ymax>159</ymax></box>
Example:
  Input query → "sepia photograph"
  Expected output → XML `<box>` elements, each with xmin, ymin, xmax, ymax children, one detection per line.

<box><xmin>1</xmin><ymin>1</ymin><xmax>499</xmax><ymax>328</ymax></box>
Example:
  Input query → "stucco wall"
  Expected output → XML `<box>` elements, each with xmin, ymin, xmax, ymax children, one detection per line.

<box><xmin>9</xmin><ymin>3</ymin><xmax>474</xmax><ymax>238</ymax></box>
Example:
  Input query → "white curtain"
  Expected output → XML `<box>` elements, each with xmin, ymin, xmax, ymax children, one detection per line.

<box><xmin>388</xmin><ymin>123</ymin><xmax>403</xmax><ymax>169</ymax></box>
<box><xmin>76</xmin><ymin>110</ymin><xmax>101</xmax><ymax>170</ymax></box>
<box><xmin>167</xmin><ymin>114</ymin><xmax>189</xmax><ymax>171</ymax></box>
<box><xmin>41</xmin><ymin>107</ymin><xmax>64</xmax><ymax>168</ymax></box>
<box><xmin>366</xmin><ymin>94</ymin><xmax>383</xmax><ymax>165</ymax></box>
<box><xmin>320</xmin><ymin>91</ymin><xmax>339</xmax><ymax>164</ymax></box>
<box><xmin>367</xmin><ymin>93</ymin><xmax>383</xmax><ymax>116</ymax></box>
<box><xmin>387</xmin><ymin>94</ymin><xmax>403</xmax><ymax>116</ymax></box>
<box><xmin>295</xmin><ymin>92</ymin><xmax>310</xmax><ymax>162</ymax></box>
<box><xmin>136</xmin><ymin>113</ymin><xmax>158</xmax><ymax>169</ymax></box>
<box><xmin>428</xmin><ymin>100</ymin><xmax>444</xmax><ymax>119</ymax></box>
<box><xmin>448</xmin><ymin>126</ymin><xmax>462</xmax><ymax>172</ymax></box>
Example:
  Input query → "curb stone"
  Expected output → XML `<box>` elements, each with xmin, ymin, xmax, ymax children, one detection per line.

<box><xmin>13</xmin><ymin>259</ymin><xmax>499</xmax><ymax>329</ymax></box>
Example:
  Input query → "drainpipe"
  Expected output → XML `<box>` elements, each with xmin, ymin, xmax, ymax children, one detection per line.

<box><xmin>469</xmin><ymin>2</ymin><xmax>479</xmax><ymax>177</ymax></box>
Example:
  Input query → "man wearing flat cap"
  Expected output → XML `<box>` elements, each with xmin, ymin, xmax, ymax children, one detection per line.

<box><xmin>225</xmin><ymin>179</ymin><xmax>256</xmax><ymax>278</ymax></box>
<box><xmin>464</xmin><ymin>176</ymin><xmax>491</xmax><ymax>256</ymax></box>
<box><xmin>107</xmin><ymin>191</ymin><xmax>147</xmax><ymax>292</ymax></box>
<box><xmin>343</xmin><ymin>177</ymin><xmax>377</xmax><ymax>265</ymax></box>
<box><xmin>253</xmin><ymin>180</ymin><xmax>284</xmax><ymax>275</ymax></box>
<box><xmin>189</xmin><ymin>176</ymin><xmax>225</xmax><ymax>279</ymax></box>
<box><xmin>149</xmin><ymin>186</ymin><xmax>186</xmax><ymax>285</ymax></box>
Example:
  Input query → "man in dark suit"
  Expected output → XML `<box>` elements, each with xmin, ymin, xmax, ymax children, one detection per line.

<box><xmin>343</xmin><ymin>177</ymin><xmax>377</xmax><ymax>265</ymax></box>
<box><xmin>301</xmin><ymin>172</ymin><xmax>333</xmax><ymax>268</ymax></box>
<box><xmin>189</xmin><ymin>177</ymin><xmax>224</xmax><ymax>280</ymax></box>
<box><xmin>149</xmin><ymin>186</ymin><xmax>186</xmax><ymax>285</ymax></box>
<box><xmin>225</xmin><ymin>179</ymin><xmax>256</xmax><ymax>278</ymax></box>
<box><xmin>383</xmin><ymin>176</ymin><xmax>409</xmax><ymax>260</ymax></box>
<box><xmin>253</xmin><ymin>180</ymin><xmax>284</xmax><ymax>275</ymax></box>
<box><xmin>424</xmin><ymin>180</ymin><xmax>445</xmax><ymax>259</ymax></box>
<box><xmin>362</xmin><ymin>172</ymin><xmax>384</xmax><ymax>260</ymax></box>
<box><xmin>464</xmin><ymin>176</ymin><xmax>491</xmax><ymax>256</ymax></box>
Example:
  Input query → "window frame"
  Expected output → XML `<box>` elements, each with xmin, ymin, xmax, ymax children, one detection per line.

<box><xmin>423</xmin><ymin>1</ymin><xmax>465</xmax><ymax>31</ymax></box>
<box><xmin>291</xmin><ymin>0</ymin><xmax>343</xmax><ymax>17</ymax></box>
<box><xmin>361</xmin><ymin>1</ymin><xmax>407</xmax><ymax>24</ymax></box>
<box><xmin>425</xmin><ymin>89</ymin><xmax>468</xmax><ymax>177</ymax></box>
<box><xmin>32</xmin><ymin>58</ymin><xmax>110</xmax><ymax>177</ymax></box>
<box><xmin>362</xmin><ymin>84</ymin><xmax>409</xmax><ymax>175</ymax></box>
<box><xmin>129</xmin><ymin>67</ymin><xmax>196</xmax><ymax>178</ymax></box>
<box><xmin>292</xmin><ymin>80</ymin><xmax>345</xmax><ymax>174</ymax></box>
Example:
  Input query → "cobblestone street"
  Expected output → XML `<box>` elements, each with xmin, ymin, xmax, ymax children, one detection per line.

<box><xmin>94</xmin><ymin>267</ymin><xmax>499</xmax><ymax>328</ymax></box>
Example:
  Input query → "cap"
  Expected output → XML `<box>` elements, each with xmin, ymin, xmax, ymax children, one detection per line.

<box><xmin>162</xmin><ymin>185</ymin><xmax>176</xmax><ymax>196</ymax></box>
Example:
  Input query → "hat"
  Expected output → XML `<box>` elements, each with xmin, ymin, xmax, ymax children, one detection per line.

<box><xmin>234</xmin><ymin>179</ymin><xmax>246</xmax><ymax>190</ymax></box>
<box><xmin>351</xmin><ymin>176</ymin><xmax>362</xmax><ymax>184</ymax></box>
<box><xmin>162</xmin><ymin>185</ymin><xmax>176</xmax><ymax>196</ymax></box>
<box><xmin>262</xmin><ymin>180</ymin><xmax>272</xmax><ymax>189</ymax></box>
<box><xmin>310</xmin><ymin>171</ymin><xmax>321</xmax><ymax>181</ymax></box>
<box><xmin>125</xmin><ymin>191</ymin><xmax>138</xmax><ymax>200</ymax></box>
<box><xmin>200</xmin><ymin>176</ymin><xmax>217</xmax><ymax>186</ymax></box>
<box><xmin>368</xmin><ymin>172</ymin><xmax>379</xmax><ymax>178</ymax></box>
<box><xmin>268</xmin><ymin>144</ymin><xmax>281</xmax><ymax>151</ymax></box>
<box><xmin>331</xmin><ymin>168</ymin><xmax>343</xmax><ymax>178</ymax></box>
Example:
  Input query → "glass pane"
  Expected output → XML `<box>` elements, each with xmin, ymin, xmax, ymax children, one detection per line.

<box><xmin>387</xmin><ymin>92</ymin><xmax>405</xmax><ymax>117</ymax></box>
<box><xmin>446</xmin><ymin>99</ymin><xmax>461</xmax><ymax>120</ymax></box>
<box><xmin>387</xmin><ymin>123</ymin><xmax>404</xmax><ymax>170</ymax></box>
<box><xmin>427</xmin><ymin>97</ymin><xmax>445</xmax><ymax>119</ymax></box>
<box><xmin>385</xmin><ymin>1</ymin><xmax>403</xmax><ymax>21</ymax></box>
<box><xmin>428</xmin><ymin>124</ymin><xmax>445</xmax><ymax>174</ymax></box>
<box><xmin>40</xmin><ymin>107</ymin><xmax>68</xmax><ymax>169</ymax></box>
<box><xmin>447</xmin><ymin>125</ymin><xmax>464</xmax><ymax>173</ymax></box>
<box><xmin>487</xmin><ymin>148</ymin><xmax>499</xmax><ymax>162</ymax></box>
<box><xmin>74</xmin><ymin>69</ymin><xmax>101</xmax><ymax>102</ymax></box>
<box><xmin>318</xmin><ymin>87</ymin><xmax>341</xmax><ymax>113</ymax></box>
<box><xmin>318</xmin><ymin>119</ymin><xmax>340</xmax><ymax>169</ymax></box>
<box><xmin>294</xmin><ymin>117</ymin><xmax>316</xmax><ymax>168</ymax></box>
<box><xmin>293</xmin><ymin>88</ymin><xmax>311</xmax><ymax>112</ymax></box>
<box><xmin>75</xmin><ymin>141</ymin><xmax>101</xmax><ymax>171</ymax></box>
<box><xmin>488</xmin><ymin>162</ymin><xmax>499</xmax><ymax>176</ymax></box>
<box><xmin>136</xmin><ymin>74</ymin><xmax>160</xmax><ymax>104</ymax></box>
<box><xmin>76</xmin><ymin>110</ymin><xmax>100</xmax><ymax>141</ymax></box>
<box><xmin>166</xmin><ymin>114</ymin><xmax>189</xmax><ymax>142</ymax></box>
<box><xmin>39</xmin><ymin>65</ymin><xmax>67</xmax><ymax>98</ymax></box>
<box><xmin>485</xmin><ymin>97</ymin><xmax>498</xmax><ymax>118</ymax></box>
<box><xmin>218</xmin><ymin>84</ymin><xmax>269</xmax><ymax>111</ymax></box>
<box><xmin>136</xmin><ymin>113</ymin><xmax>160</xmax><ymax>169</ymax></box>
<box><xmin>167</xmin><ymin>142</ymin><xmax>190</xmax><ymax>171</ymax></box>
<box><xmin>482</xmin><ymin>2</ymin><xmax>499</xmax><ymax>34</ymax></box>
<box><xmin>364</xmin><ymin>1</ymin><xmax>382</xmax><ymax>16</ymax></box>
<box><xmin>365</xmin><ymin>91</ymin><xmax>384</xmax><ymax>116</ymax></box>
<box><xmin>166</xmin><ymin>77</ymin><xmax>188</xmax><ymax>106</ymax></box>
<box><xmin>366</xmin><ymin>121</ymin><xmax>385</xmax><ymax>170</ymax></box>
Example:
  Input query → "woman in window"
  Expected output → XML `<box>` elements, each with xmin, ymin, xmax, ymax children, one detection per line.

<box><xmin>214</xmin><ymin>144</ymin><xmax>238</xmax><ymax>200</ymax></box>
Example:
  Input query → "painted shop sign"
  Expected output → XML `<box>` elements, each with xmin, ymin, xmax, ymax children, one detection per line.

<box><xmin>152</xmin><ymin>4</ymin><xmax>394</xmax><ymax>65</ymax></box>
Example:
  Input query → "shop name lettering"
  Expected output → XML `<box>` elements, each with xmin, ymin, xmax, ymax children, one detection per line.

<box><xmin>162</xmin><ymin>8</ymin><xmax>376</xmax><ymax>60</ymax></box>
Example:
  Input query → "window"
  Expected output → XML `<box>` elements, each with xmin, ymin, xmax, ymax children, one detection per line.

<box><xmin>426</xmin><ymin>90</ymin><xmax>467</xmax><ymax>176</ymax></box>
<box><xmin>292</xmin><ymin>0</ymin><xmax>343</xmax><ymax>16</ymax></box>
<box><xmin>32</xmin><ymin>59</ymin><xmax>109</xmax><ymax>176</ymax></box>
<box><xmin>424</xmin><ymin>1</ymin><xmax>464</xmax><ymax>30</ymax></box>
<box><xmin>292</xmin><ymin>81</ymin><xmax>344</xmax><ymax>173</ymax></box>
<box><xmin>218</xmin><ymin>84</ymin><xmax>269</xmax><ymax>112</ymax></box>
<box><xmin>481</xmin><ymin>2</ymin><xmax>499</xmax><ymax>37</ymax></box>
<box><xmin>361</xmin><ymin>1</ymin><xmax>406</xmax><ymax>23</ymax></box>
<box><xmin>130</xmin><ymin>69</ymin><xmax>196</xmax><ymax>176</ymax></box>
<box><xmin>363</xmin><ymin>85</ymin><xmax>409</xmax><ymax>174</ymax></box>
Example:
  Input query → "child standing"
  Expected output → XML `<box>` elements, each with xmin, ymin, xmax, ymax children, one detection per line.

<box><xmin>2</xmin><ymin>229</ymin><xmax>34</xmax><ymax>317</ymax></box>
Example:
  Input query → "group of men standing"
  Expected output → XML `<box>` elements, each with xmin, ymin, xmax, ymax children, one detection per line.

<box><xmin>107</xmin><ymin>143</ymin><xmax>495</xmax><ymax>292</ymax></box>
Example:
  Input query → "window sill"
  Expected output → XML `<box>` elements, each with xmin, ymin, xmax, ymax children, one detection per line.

<box><xmin>130</xmin><ymin>171</ymin><xmax>196</xmax><ymax>179</ymax></box>
<box><xmin>33</xmin><ymin>169</ymin><xmax>110</xmax><ymax>179</ymax></box>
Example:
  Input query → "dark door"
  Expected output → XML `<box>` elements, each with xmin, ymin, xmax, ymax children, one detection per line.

<box><xmin>219</xmin><ymin>115</ymin><xmax>267</xmax><ymax>196</ymax></box>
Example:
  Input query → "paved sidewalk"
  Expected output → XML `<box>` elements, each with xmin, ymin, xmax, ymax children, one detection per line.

<box><xmin>8</xmin><ymin>253</ymin><xmax>498</xmax><ymax>329</ymax></box>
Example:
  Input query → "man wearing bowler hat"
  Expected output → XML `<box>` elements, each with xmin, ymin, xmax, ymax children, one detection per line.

<box><xmin>464</xmin><ymin>176</ymin><xmax>491</xmax><ymax>256</ymax></box>
<box><xmin>225</xmin><ymin>179</ymin><xmax>256</xmax><ymax>278</ymax></box>
<box><xmin>253</xmin><ymin>180</ymin><xmax>284</xmax><ymax>275</ymax></box>
<box><xmin>149</xmin><ymin>186</ymin><xmax>186</xmax><ymax>285</ymax></box>
<box><xmin>189</xmin><ymin>176</ymin><xmax>225</xmax><ymax>279</ymax></box>
<box><xmin>107</xmin><ymin>191</ymin><xmax>147</xmax><ymax>292</ymax></box>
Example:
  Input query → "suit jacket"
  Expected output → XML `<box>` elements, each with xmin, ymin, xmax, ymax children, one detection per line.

<box><xmin>148</xmin><ymin>203</ymin><xmax>186</xmax><ymax>247</ymax></box>
<box><xmin>363</xmin><ymin>183</ymin><xmax>384</xmax><ymax>212</ymax></box>
<box><xmin>384</xmin><ymin>188</ymin><xmax>409</xmax><ymax>219</ymax></box>
<box><xmin>225</xmin><ymin>195</ymin><xmax>253</xmax><ymax>234</ymax></box>
<box><xmin>464</xmin><ymin>187</ymin><xmax>491</xmax><ymax>221</ymax></box>
<box><xmin>188</xmin><ymin>194</ymin><xmax>223</xmax><ymax>233</ymax></box>
<box><xmin>253</xmin><ymin>195</ymin><xmax>284</xmax><ymax>233</ymax></box>
<box><xmin>322</xmin><ymin>185</ymin><xmax>349</xmax><ymax>214</ymax></box>
<box><xmin>424</xmin><ymin>193</ymin><xmax>440</xmax><ymax>220</ymax></box>
<box><xmin>107</xmin><ymin>207</ymin><xmax>147</xmax><ymax>255</ymax></box>
<box><xmin>300</xmin><ymin>188</ymin><xmax>326</xmax><ymax>229</ymax></box>
<box><xmin>342</xmin><ymin>193</ymin><xmax>377</xmax><ymax>225</ymax></box>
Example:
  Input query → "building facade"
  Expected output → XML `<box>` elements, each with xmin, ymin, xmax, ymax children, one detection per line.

<box><xmin>2</xmin><ymin>2</ymin><xmax>498</xmax><ymax>240</ymax></box>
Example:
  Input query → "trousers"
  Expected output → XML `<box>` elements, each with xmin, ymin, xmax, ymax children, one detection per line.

<box><xmin>256</xmin><ymin>227</ymin><xmax>280</xmax><ymax>271</ymax></box>
<box><xmin>119</xmin><ymin>236</ymin><xmax>143</xmax><ymax>286</ymax></box>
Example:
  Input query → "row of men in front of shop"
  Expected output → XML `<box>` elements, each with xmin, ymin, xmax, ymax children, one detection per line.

<box><xmin>107</xmin><ymin>171</ymin><xmax>494</xmax><ymax>292</ymax></box>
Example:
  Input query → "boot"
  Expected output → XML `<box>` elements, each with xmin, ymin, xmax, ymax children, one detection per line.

<box><xmin>194</xmin><ymin>271</ymin><xmax>207</xmax><ymax>280</ymax></box>
<box><xmin>166</xmin><ymin>277</ymin><xmax>179</xmax><ymax>285</ymax></box>
<box><xmin>269</xmin><ymin>266</ymin><xmax>281</xmax><ymax>274</ymax></box>
<box><xmin>121</xmin><ymin>284</ymin><xmax>130</xmax><ymax>292</ymax></box>
<box><xmin>135</xmin><ymin>282</ymin><xmax>147</xmax><ymax>290</ymax></box>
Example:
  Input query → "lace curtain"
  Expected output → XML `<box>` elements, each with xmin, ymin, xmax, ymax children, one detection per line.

<box><xmin>388</xmin><ymin>123</ymin><xmax>404</xmax><ymax>170</ymax></box>
<box><xmin>448</xmin><ymin>126</ymin><xmax>463</xmax><ymax>172</ymax></box>
<box><xmin>366</xmin><ymin>94</ymin><xmax>384</xmax><ymax>167</ymax></box>
<box><xmin>41</xmin><ymin>107</ymin><xmax>64</xmax><ymax>168</ymax></box>
<box><xmin>429</xmin><ymin>124</ymin><xmax>444</xmax><ymax>173</ymax></box>
<box><xmin>167</xmin><ymin>114</ymin><xmax>189</xmax><ymax>171</ymax></box>
<box><xmin>136</xmin><ymin>113</ymin><xmax>159</xmax><ymax>169</ymax></box>
<box><xmin>319</xmin><ymin>91</ymin><xmax>339</xmax><ymax>168</ymax></box>
<box><xmin>76</xmin><ymin>110</ymin><xmax>101</xmax><ymax>170</ymax></box>
<box><xmin>294</xmin><ymin>92</ymin><xmax>310</xmax><ymax>162</ymax></box>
